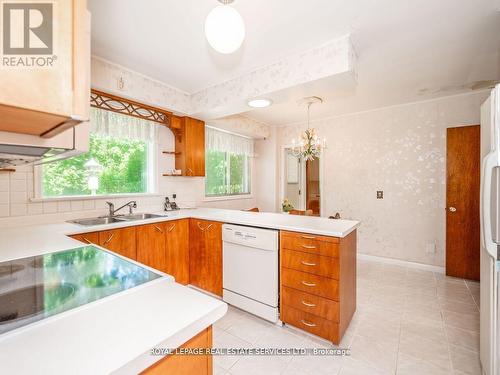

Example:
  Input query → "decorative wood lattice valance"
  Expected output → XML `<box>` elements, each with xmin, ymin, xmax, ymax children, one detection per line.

<box><xmin>90</xmin><ymin>89</ymin><xmax>171</xmax><ymax>127</ymax></box>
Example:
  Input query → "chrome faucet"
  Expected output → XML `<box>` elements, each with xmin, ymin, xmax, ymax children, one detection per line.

<box><xmin>105</xmin><ymin>201</ymin><xmax>137</xmax><ymax>217</ymax></box>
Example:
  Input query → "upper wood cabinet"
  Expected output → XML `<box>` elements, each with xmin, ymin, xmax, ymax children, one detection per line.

<box><xmin>174</xmin><ymin>116</ymin><xmax>205</xmax><ymax>177</ymax></box>
<box><xmin>0</xmin><ymin>0</ymin><xmax>91</xmax><ymax>138</ymax></box>
<box><xmin>189</xmin><ymin>219</ymin><xmax>222</xmax><ymax>296</ymax></box>
<box><xmin>98</xmin><ymin>227</ymin><xmax>137</xmax><ymax>260</ymax></box>
<box><xmin>136</xmin><ymin>223</ymin><xmax>167</xmax><ymax>273</ymax></box>
<box><xmin>165</xmin><ymin>219</ymin><xmax>190</xmax><ymax>285</ymax></box>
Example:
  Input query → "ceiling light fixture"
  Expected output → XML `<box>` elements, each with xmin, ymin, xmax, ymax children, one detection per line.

<box><xmin>247</xmin><ymin>98</ymin><xmax>273</xmax><ymax>108</ymax></box>
<box><xmin>291</xmin><ymin>96</ymin><xmax>326</xmax><ymax>161</ymax></box>
<box><xmin>205</xmin><ymin>0</ymin><xmax>245</xmax><ymax>54</ymax></box>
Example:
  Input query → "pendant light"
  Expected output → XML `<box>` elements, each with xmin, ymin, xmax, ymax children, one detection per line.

<box><xmin>291</xmin><ymin>97</ymin><xmax>327</xmax><ymax>161</ymax></box>
<box><xmin>205</xmin><ymin>0</ymin><xmax>245</xmax><ymax>54</ymax></box>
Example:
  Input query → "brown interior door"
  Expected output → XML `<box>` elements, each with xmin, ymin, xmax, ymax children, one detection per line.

<box><xmin>446</xmin><ymin>125</ymin><xmax>480</xmax><ymax>280</ymax></box>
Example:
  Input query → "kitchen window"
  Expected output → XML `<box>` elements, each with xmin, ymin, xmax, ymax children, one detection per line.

<box><xmin>39</xmin><ymin>107</ymin><xmax>158</xmax><ymax>198</ymax></box>
<box><xmin>205</xmin><ymin>126</ymin><xmax>253</xmax><ymax>197</ymax></box>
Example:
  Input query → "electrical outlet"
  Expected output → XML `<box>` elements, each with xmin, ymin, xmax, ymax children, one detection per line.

<box><xmin>377</xmin><ymin>191</ymin><xmax>383</xmax><ymax>199</ymax></box>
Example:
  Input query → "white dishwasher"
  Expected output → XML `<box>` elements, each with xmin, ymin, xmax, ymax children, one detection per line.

<box><xmin>222</xmin><ymin>224</ymin><xmax>279</xmax><ymax>323</ymax></box>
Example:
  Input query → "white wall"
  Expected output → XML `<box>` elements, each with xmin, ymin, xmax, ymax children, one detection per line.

<box><xmin>254</xmin><ymin>126</ymin><xmax>279</xmax><ymax>212</ymax></box>
<box><xmin>275</xmin><ymin>91</ymin><xmax>489</xmax><ymax>267</ymax></box>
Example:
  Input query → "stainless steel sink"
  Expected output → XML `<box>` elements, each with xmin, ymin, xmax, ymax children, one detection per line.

<box><xmin>69</xmin><ymin>217</ymin><xmax>128</xmax><ymax>226</ymax></box>
<box><xmin>120</xmin><ymin>213</ymin><xmax>164</xmax><ymax>221</ymax></box>
<box><xmin>69</xmin><ymin>213</ymin><xmax>164</xmax><ymax>226</ymax></box>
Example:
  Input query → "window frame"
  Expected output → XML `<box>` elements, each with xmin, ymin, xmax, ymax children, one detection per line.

<box><xmin>204</xmin><ymin>149</ymin><xmax>253</xmax><ymax>200</ymax></box>
<box><xmin>32</xmin><ymin>137</ymin><xmax>159</xmax><ymax>201</ymax></box>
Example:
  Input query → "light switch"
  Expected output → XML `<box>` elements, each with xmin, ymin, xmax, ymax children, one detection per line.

<box><xmin>377</xmin><ymin>191</ymin><xmax>383</xmax><ymax>199</ymax></box>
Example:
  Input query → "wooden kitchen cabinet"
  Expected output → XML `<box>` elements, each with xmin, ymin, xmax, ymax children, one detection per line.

<box><xmin>98</xmin><ymin>227</ymin><xmax>137</xmax><ymax>260</ymax></box>
<box><xmin>70</xmin><ymin>232</ymin><xmax>99</xmax><ymax>245</ymax></box>
<box><xmin>189</xmin><ymin>219</ymin><xmax>222</xmax><ymax>296</ymax></box>
<box><xmin>175</xmin><ymin>117</ymin><xmax>205</xmax><ymax>176</ymax></box>
<box><xmin>136</xmin><ymin>223</ymin><xmax>167</xmax><ymax>273</ymax></box>
<box><xmin>142</xmin><ymin>326</ymin><xmax>213</xmax><ymax>375</ymax></box>
<box><xmin>280</xmin><ymin>229</ymin><xmax>357</xmax><ymax>345</ymax></box>
<box><xmin>0</xmin><ymin>0</ymin><xmax>91</xmax><ymax>138</ymax></box>
<box><xmin>165</xmin><ymin>219</ymin><xmax>190</xmax><ymax>285</ymax></box>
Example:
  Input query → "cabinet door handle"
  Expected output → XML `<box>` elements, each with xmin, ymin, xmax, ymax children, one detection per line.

<box><xmin>301</xmin><ymin>319</ymin><xmax>317</xmax><ymax>327</ymax></box>
<box><xmin>197</xmin><ymin>222</ymin><xmax>205</xmax><ymax>231</ymax></box>
<box><xmin>301</xmin><ymin>260</ymin><xmax>316</xmax><ymax>267</ymax></box>
<box><xmin>301</xmin><ymin>300</ymin><xmax>316</xmax><ymax>308</ymax></box>
<box><xmin>301</xmin><ymin>245</ymin><xmax>317</xmax><ymax>249</ymax></box>
<box><xmin>154</xmin><ymin>225</ymin><xmax>164</xmax><ymax>233</ymax></box>
<box><xmin>82</xmin><ymin>236</ymin><xmax>93</xmax><ymax>244</ymax></box>
<box><xmin>301</xmin><ymin>235</ymin><xmax>316</xmax><ymax>240</ymax></box>
<box><xmin>301</xmin><ymin>281</ymin><xmax>316</xmax><ymax>287</ymax></box>
<box><xmin>103</xmin><ymin>233</ymin><xmax>115</xmax><ymax>246</ymax></box>
<box><xmin>168</xmin><ymin>224</ymin><xmax>176</xmax><ymax>232</ymax></box>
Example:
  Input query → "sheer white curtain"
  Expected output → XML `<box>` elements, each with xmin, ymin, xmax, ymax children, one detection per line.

<box><xmin>90</xmin><ymin>107</ymin><xmax>159</xmax><ymax>142</ymax></box>
<box><xmin>205</xmin><ymin>126</ymin><xmax>254</xmax><ymax>156</ymax></box>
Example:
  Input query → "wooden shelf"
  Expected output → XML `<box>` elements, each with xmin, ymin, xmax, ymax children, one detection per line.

<box><xmin>0</xmin><ymin>168</ymin><xmax>16</xmax><ymax>173</ymax></box>
<box><xmin>162</xmin><ymin>151</ymin><xmax>181</xmax><ymax>155</ymax></box>
<box><xmin>162</xmin><ymin>173</ymin><xmax>184</xmax><ymax>177</ymax></box>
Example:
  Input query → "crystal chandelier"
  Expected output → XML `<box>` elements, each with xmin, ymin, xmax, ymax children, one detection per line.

<box><xmin>291</xmin><ymin>97</ymin><xmax>326</xmax><ymax>161</ymax></box>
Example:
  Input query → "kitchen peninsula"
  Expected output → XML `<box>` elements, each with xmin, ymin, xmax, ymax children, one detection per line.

<box><xmin>0</xmin><ymin>208</ymin><xmax>359</xmax><ymax>374</ymax></box>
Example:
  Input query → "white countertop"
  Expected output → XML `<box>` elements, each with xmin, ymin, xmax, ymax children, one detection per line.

<box><xmin>0</xmin><ymin>207</ymin><xmax>359</xmax><ymax>374</ymax></box>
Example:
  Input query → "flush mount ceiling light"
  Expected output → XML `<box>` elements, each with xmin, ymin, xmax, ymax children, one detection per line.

<box><xmin>205</xmin><ymin>0</ymin><xmax>245</xmax><ymax>54</ymax></box>
<box><xmin>247</xmin><ymin>98</ymin><xmax>273</xmax><ymax>108</ymax></box>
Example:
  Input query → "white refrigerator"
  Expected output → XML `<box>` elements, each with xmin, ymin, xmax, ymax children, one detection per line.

<box><xmin>481</xmin><ymin>84</ymin><xmax>500</xmax><ymax>375</ymax></box>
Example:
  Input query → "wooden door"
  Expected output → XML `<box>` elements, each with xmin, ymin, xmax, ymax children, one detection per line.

<box><xmin>446</xmin><ymin>125</ymin><xmax>480</xmax><ymax>280</ymax></box>
<box><xmin>98</xmin><ymin>227</ymin><xmax>137</xmax><ymax>260</ymax></box>
<box><xmin>165</xmin><ymin>219</ymin><xmax>190</xmax><ymax>285</ymax></box>
<box><xmin>189</xmin><ymin>219</ymin><xmax>222</xmax><ymax>296</ymax></box>
<box><xmin>136</xmin><ymin>223</ymin><xmax>167</xmax><ymax>273</ymax></box>
<box><xmin>70</xmin><ymin>232</ymin><xmax>99</xmax><ymax>245</ymax></box>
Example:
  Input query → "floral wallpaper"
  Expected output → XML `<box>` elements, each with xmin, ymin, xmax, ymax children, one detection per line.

<box><xmin>277</xmin><ymin>91</ymin><xmax>489</xmax><ymax>267</ymax></box>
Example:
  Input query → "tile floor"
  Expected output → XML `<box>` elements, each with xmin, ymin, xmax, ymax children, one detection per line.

<box><xmin>213</xmin><ymin>259</ymin><xmax>481</xmax><ymax>375</ymax></box>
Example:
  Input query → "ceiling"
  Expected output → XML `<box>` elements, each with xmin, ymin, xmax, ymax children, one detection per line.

<box><xmin>89</xmin><ymin>0</ymin><xmax>500</xmax><ymax>125</ymax></box>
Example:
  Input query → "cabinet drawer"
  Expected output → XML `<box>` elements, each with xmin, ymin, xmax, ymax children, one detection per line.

<box><xmin>282</xmin><ymin>249</ymin><xmax>339</xmax><ymax>279</ymax></box>
<box><xmin>281</xmin><ymin>232</ymin><xmax>339</xmax><ymax>258</ymax></box>
<box><xmin>282</xmin><ymin>286</ymin><xmax>339</xmax><ymax>321</ymax></box>
<box><xmin>282</xmin><ymin>306</ymin><xmax>339</xmax><ymax>343</ymax></box>
<box><xmin>281</xmin><ymin>268</ymin><xmax>339</xmax><ymax>300</ymax></box>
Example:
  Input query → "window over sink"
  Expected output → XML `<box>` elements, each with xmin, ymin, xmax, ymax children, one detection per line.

<box><xmin>205</xmin><ymin>126</ymin><xmax>253</xmax><ymax>197</ymax></box>
<box><xmin>38</xmin><ymin>107</ymin><xmax>158</xmax><ymax>198</ymax></box>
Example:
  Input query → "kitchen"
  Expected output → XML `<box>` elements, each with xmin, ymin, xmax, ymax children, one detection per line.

<box><xmin>0</xmin><ymin>1</ymin><xmax>499</xmax><ymax>375</ymax></box>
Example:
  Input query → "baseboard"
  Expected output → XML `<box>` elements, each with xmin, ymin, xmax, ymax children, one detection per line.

<box><xmin>358</xmin><ymin>253</ymin><xmax>445</xmax><ymax>274</ymax></box>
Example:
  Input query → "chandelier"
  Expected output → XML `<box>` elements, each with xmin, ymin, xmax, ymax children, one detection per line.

<box><xmin>291</xmin><ymin>97</ymin><xmax>326</xmax><ymax>161</ymax></box>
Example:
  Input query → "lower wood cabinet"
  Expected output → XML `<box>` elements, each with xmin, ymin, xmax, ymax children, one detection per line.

<box><xmin>280</xmin><ymin>229</ymin><xmax>357</xmax><ymax>345</ymax></box>
<box><xmin>189</xmin><ymin>219</ymin><xmax>223</xmax><ymax>296</ymax></box>
<box><xmin>165</xmin><ymin>219</ymin><xmax>190</xmax><ymax>285</ymax></box>
<box><xmin>142</xmin><ymin>326</ymin><xmax>213</xmax><ymax>375</ymax></box>
<box><xmin>137</xmin><ymin>223</ymin><xmax>167</xmax><ymax>273</ymax></box>
<box><xmin>98</xmin><ymin>227</ymin><xmax>137</xmax><ymax>260</ymax></box>
<box><xmin>70</xmin><ymin>231</ymin><xmax>99</xmax><ymax>245</ymax></box>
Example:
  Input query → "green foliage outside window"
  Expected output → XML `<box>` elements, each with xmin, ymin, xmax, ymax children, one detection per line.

<box><xmin>42</xmin><ymin>134</ymin><xmax>149</xmax><ymax>197</ymax></box>
<box><xmin>205</xmin><ymin>149</ymin><xmax>250</xmax><ymax>196</ymax></box>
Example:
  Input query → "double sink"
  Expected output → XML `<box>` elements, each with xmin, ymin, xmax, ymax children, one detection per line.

<box><xmin>69</xmin><ymin>213</ymin><xmax>164</xmax><ymax>226</ymax></box>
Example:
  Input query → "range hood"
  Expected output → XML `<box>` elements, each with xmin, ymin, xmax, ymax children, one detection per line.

<box><xmin>0</xmin><ymin>123</ymin><xmax>89</xmax><ymax>168</ymax></box>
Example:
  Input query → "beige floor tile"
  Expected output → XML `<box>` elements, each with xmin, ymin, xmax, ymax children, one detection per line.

<box><xmin>438</xmin><ymin>290</ymin><xmax>476</xmax><ymax>305</ymax></box>
<box><xmin>442</xmin><ymin>311</ymin><xmax>479</xmax><ymax>332</ymax></box>
<box><xmin>449</xmin><ymin>345</ymin><xmax>481</xmax><ymax>375</ymax></box>
<box><xmin>225</xmin><ymin>313</ymin><xmax>274</xmax><ymax>344</ymax></box>
<box><xmin>214</xmin><ymin>364</ymin><xmax>227</xmax><ymax>375</ymax></box>
<box><xmin>228</xmin><ymin>355</ymin><xmax>288</xmax><ymax>375</ymax></box>
<box><xmin>215</xmin><ymin>306</ymin><xmax>249</xmax><ymax>331</ymax></box>
<box><xmin>340</xmin><ymin>357</ymin><xmax>393</xmax><ymax>375</ymax></box>
<box><xmin>445</xmin><ymin>326</ymin><xmax>480</xmax><ymax>353</ymax></box>
<box><xmin>289</xmin><ymin>346</ymin><xmax>345</xmax><ymax>375</ymax></box>
<box><xmin>401</xmin><ymin>317</ymin><xmax>446</xmax><ymax>343</ymax></box>
<box><xmin>355</xmin><ymin>319</ymin><xmax>400</xmax><ymax>348</ymax></box>
<box><xmin>349</xmin><ymin>335</ymin><xmax>398</xmax><ymax>374</ymax></box>
<box><xmin>213</xmin><ymin>330</ymin><xmax>253</xmax><ymax>370</ymax></box>
<box><xmin>398</xmin><ymin>333</ymin><xmax>452</xmax><ymax>371</ymax></box>
<box><xmin>396</xmin><ymin>353</ymin><xmax>452</xmax><ymax>375</ymax></box>
<box><xmin>439</xmin><ymin>300</ymin><xmax>478</xmax><ymax>314</ymax></box>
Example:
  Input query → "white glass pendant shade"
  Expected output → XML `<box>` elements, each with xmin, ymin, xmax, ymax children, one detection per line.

<box><xmin>205</xmin><ymin>5</ymin><xmax>245</xmax><ymax>54</ymax></box>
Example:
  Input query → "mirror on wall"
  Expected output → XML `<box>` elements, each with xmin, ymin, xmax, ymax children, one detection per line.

<box><xmin>282</xmin><ymin>148</ymin><xmax>321</xmax><ymax>215</ymax></box>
